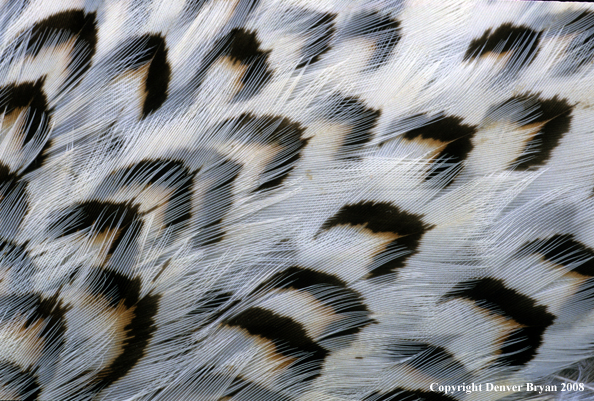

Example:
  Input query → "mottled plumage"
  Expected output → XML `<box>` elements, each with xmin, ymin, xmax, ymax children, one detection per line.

<box><xmin>1</xmin><ymin>0</ymin><xmax>594</xmax><ymax>400</ymax></box>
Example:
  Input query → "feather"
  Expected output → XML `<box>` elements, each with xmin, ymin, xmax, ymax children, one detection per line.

<box><xmin>0</xmin><ymin>0</ymin><xmax>594</xmax><ymax>400</ymax></box>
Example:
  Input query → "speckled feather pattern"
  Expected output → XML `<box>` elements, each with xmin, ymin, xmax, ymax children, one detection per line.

<box><xmin>1</xmin><ymin>0</ymin><xmax>594</xmax><ymax>400</ymax></box>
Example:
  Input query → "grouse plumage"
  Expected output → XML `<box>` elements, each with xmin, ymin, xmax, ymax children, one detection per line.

<box><xmin>1</xmin><ymin>0</ymin><xmax>594</xmax><ymax>400</ymax></box>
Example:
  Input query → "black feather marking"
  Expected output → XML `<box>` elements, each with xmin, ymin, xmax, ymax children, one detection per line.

<box><xmin>431</xmin><ymin>139</ymin><xmax>473</xmax><ymax>178</ymax></box>
<box><xmin>297</xmin><ymin>12</ymin><xmax>335</xmax><ymax>68</ymax></box>
<box><xmin>0</xmin><ymin>362</ymin><xmax>41</xmax><ymax>401</ymax></box>
<box><xmin>199</xmin><ymin>159</ymin><xmax>240</xmax><ymax>246</ymax></box>
<box><xmin>343</xmin><ymin>11</ymin><xmax>401</xmax><ymax>69</ymax></box>
<box><xmin>515</xmin><ymin>96</ymin><xmax>572</xmax><ymax>170</ymax></box>
<box><xmin>256</xmin><ymin>141</ymin><xmax>307</xmax><ymax>190</ymax></box>
<box><xmin>113</xmin><ymin>34</ymin><xmax>171</xmax><ymax>117</ymax></box>
<box><xmin>319</xmin><ymin>202</ymin><xmax>431</xmax><ymax>278</ymax></box>
<box><xmin>0</xmin><ymin>79</ymin><xmax>50</xmax><ymax>145</ymax></box>
<box><xmin>520</xmin><ymin>234</ymin><xmax>594</xmax><ymax>277</ymax></box>
<box><xmin>371</xmin><ymin>240</ymin><xmax>419</xmax><ymax>278</ymax></box>
<box><xmin>565</xmin><ymin>37</ymin><xmax>594</xmax><ymax>73</ymax></box>
<box><xmin>238</xmin><ymin>114</ymin><xmax>307</xmax><ymax>191</ymax></box>
<box><xmin>387</xmin><ymin>341</ymin><xmax>468</xmax><ymax>377</ymax></box>
<box><xmin>442</xmin><ymin>278</ymin><xmax>555</xmax><ymax>366</ymax></box>
<box><xmin>0</xmin><ymin>294</ymin><xmax>37</xmax><ymax>321</ymax></box>
<box><xmin>371</xmin><ymin>18</ymin><xmax>401</xmax><ymax>68</ymax></box>
<box><xmin>320</xmin><ymin>201</ymin><xmax>426</xmax><ymax>235</ymax></box>
<box><xmin>140</xmin><ymin>35</ymin><xmax>170</xmax><ymax>117</ymax></box>
<box><xmin>253</xmin><ymin>266</ymin><xmax>374</xmax><ymax>337</ymax></box>
<box><xmin>565</xmin><ymin>10</ymin><xmax>594</xmax><ymax>28</ymax></box>
<box><xmin>464</xmin><ymin>23</ymin><xmax>541</xmax><ymax>68</ymax></box>
<box><xmin>54</xmin><ymin>201</ymin><xmax>142</xmax><ymax>257</ymax></box>
<box><xmin>70</xmin><ymin>11</ymin><xmax>98</xmax><ymax>80</ymax></box>
<box><xmin>28</xmin><ymin>295</ymin><xmax>69</xmax><ymax>349</ymax></box>
<box><xmin>327</xmin><ymin>95</ymin><xmax>381</xmax><ymax>159</ymax></box>
<box><xmin>0</xmin><ymin>294</ymin><xmax>69</xmax><ymax>359</ymax></box>
<box><xmin>93</xmin><ymin>292</ymin><xmax>161</xmax><ymax>392</ymax></box>
<box><xmin>0</xmin><ymin>240</ymin><xmax>34</xmax><ymax>271</ymax></box>
<box><xmin>20</xmin><ymin>138</ymin><xmax>53</xmax><ymax>176</ymax></box>
<box><xmin>108</xmin><ymin>159</ymin><xmax>188</xmax><ymax>186</ymax></box>
<box><xmin>222</xmin><ymin>28</ymin><xmax>272</xmax><ymax>99</ymax></box>
<box><xmin>218</xmin><ymin>113</ymin><xmax>307</xmax><ymax>190</ymax></box>
<box><xmin>0</xmin><ymin>163</ymin><xmax>14</xmax><ymax>183</ymax></box>
<box><xmin>225</xmin><ymin>307</ymin><xmax>328</xmax><ymax>381</ymax></box>
<box><xmin>26</xmin><ymin>10</ymin><xmax>96</xmax><ymax>55</ymax></box>
<box><xmin>254</xmin><ymin>266</ymin><xmax>367</xmax><ymax>313</ymax></box>
<box><xmin>196</xmin><ymin>28</ymin><xmax>272</xmax><ymax>100</ymax></box>
<box><xmin>0</xmin><ymin>164</ymin><xmax>21</xmax><ymax>205</ymax></box>
<box><xmin>0</xmin><ymin>164</ymin><xmax>29</xmax><ymax>232</ymax></box>
<box><xmin>86</xmin><ymin>268</ymin><xmax>141</xmax><ymax>309</ymax></box>
<box><xmin>220</xmin><ymin>113</ymin><xmax>306</xmax><ymax>146</ymax></box>
<box><xmin>365</xmin><ymin>388</ymin><xmax>458</xmax><ymax>401</ymax></box>
<box><xmin>402</xmin><ymin>114</ymin><xmax>477</xmax><ymax>180</ymax></box>
<box><xmin>57</xmin><ymin>201</ymin><xmax>138</xmax><ymax>235</ymax></box>
<box><xmin>25</xmin><ymin>10</ymin><xmax>98</xmax><ymax>80</ymax></box>
<box><xmin>402</xmin><ymin>114</ymin><xmax>476</xmax><ymax>144</ymax></box>
<box><xmin>104</xmin><ymin>159</ymin><xmax>194</xmax><ymax>228</ymax></box>
<box><xmin>548</xmin><ymin>10</ymin><xmax>594</xmax><ymax>74</ymax></box>
<box><xmin>221</xmin><ymin>29</ymin><xmax>263</xmax><ymax>64</ymax></box>
<box><xmin>0</xmin><ymin>240</ymin><xmax>36</xmax><ymax>292</ymax></box>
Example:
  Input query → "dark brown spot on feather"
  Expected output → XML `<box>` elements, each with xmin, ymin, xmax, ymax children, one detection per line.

<box><xmin>327</xmin><ymin>95</ymin><xmax>381</xmax><ymax>159</ymax></box>
<box><xmin>464</xmin><ymin>23</ymin><xmax>541</xmax><ymax>69</ymax></box>
<box><xmin>441</xmin><ymin>278</ymin><xmax>555</xmax><ymax>367</ymax></box>
<box><xmin>225</xmin><ymin>307</ymin><xmax>328</xmax><ymax>381</ymax></box>
<box><xmin>0</xmin><ymin>362</ymin><xmax>41</xmax><ymax>401</ymax></box>
<box><xmin>25</xmin><ymin>10</ymin><xmax>98</xmax><ymax>81</ymax></box>
<box><xmin>319</xmin><ymin>202</ymin><xmax>432</xmax><ymax>278</ymax></box>
<box><xmin>196</xmin><ymin>29</ymin><xmax>273</xmax><ymax>100</ymax></box>
<box><xmin>253</xmin><ymin>266</ymin><xmax>374</xmax><ymax>338</ymax></box>
<box><xmin>0</xmin><ymin>79</ymin><xmax>49</xmax><ymax>145</ymax></box>
<box><xmin>343</xmin><ymin>11</ymin><xmax>401</xmax><ymax>69</ymax></box>
<box><xmin>298</xmin><ymin>12</ymin><xmax>335</xmax><ymax>68</ymax></box>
